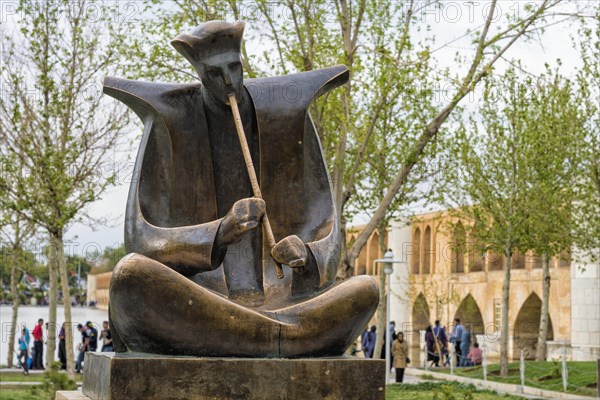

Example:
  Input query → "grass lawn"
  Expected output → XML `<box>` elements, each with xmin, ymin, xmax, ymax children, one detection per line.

<box><xmin>0</xmin><ymin>390</ymin><xmax>45</xmax><ymax>400</ymax></box>
<box><xmin>387</xmin><ymin>382</ymin><xmax>535</xmax><ymax>399</ymax></box>
<box><xmin>432</xmin><ymin>361</ymin><xmax>597</xmax><ymax>397</ymax></box>
<box><xmin>0</xmin><ymin>367</ymin><xmax>79</xmax><ymax>400</ymax></box>
<box><xmin>0</xmin><ymin>372</ymin><xmax>83</xmax><ymax>383</ymax></box>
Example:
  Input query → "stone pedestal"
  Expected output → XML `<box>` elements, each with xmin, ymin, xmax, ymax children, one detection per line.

<box><xmin>81</xmin><ymin>352</ymin><xmax>385</xmax><ymax>399</ymax></box>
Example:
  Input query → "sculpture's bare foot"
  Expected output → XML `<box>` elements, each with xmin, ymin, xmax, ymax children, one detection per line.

<box><xmin>110</xmin><ymin>253</ymin><xmax>378</xmax><ymax>357</ymax></box>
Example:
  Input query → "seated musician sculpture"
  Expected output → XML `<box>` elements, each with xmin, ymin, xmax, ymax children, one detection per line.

<box><xmin>105</xmin><ymin>20</ymin><xmax>378</xmax><ymax>358</ymax></box>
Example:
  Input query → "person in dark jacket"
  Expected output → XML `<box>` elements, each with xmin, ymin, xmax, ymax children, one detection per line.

<box><xmin>362</xmin><ymin>325</ymin><xmax>376</xmax><ymax>358</ymax></box>
<box><xmin>425</xmin><ymin>325</ymin><xmax>440</xmax><ymax>367</ymax></box>
<box><xmin>86</xmin><ymin>321</ymin><xmax>98</xmax><ymax>352</ymax></box>
<box><xmin>434</xmin><ymin>320</ymin><xmax>448</xmax><ymax>365</ymax></box>
<box><xmin>58</xmin><ymin>323</ymin><xmax>67</xmax><ymax>370</ymax></box>
<box><xmin>380</xmin><ymin>321</ymin><xmax>397</xmax><ymax>359</ymax></box>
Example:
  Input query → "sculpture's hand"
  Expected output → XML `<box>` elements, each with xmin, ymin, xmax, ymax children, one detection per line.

<box><xmin>271</xmin><ymin>235</ymin><xmax>308</xmax><ymax>273</ymax></box>
<box><xmin>217</xmin><ymin>198</ymin><xmax>266</xmax><ymax>246</ymax></box>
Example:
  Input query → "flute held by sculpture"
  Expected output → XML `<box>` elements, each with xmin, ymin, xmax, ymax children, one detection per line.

<box><xmin>223</xmin><ymin>73</ymin><xmax>285</xmax><ymax>280</ymax></box>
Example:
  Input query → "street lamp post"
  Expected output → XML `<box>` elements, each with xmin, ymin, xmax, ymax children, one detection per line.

<box><xmin>375</xmin><ymin>250</ymin><xmax>404</xmax><ymax>385</ymax></box>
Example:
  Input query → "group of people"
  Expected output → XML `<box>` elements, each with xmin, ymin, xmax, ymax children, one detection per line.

<box><xmin>425</xmin><ymin>318</ymin><xmax>482</xmax><ymax>368</ymax></box>
<box><xmin>359</xmin><ymin>322</ymin><xmax>410</xmax><ymax>383</ymax></box>
<box><xmin>357</xmin><ymin>318</ymin><xmax>483</xmax><ymax>383</ymax></box>
<box><xmin>16</xmin><ymin>318</ymin><xmax>113</xmax><ymax>375</ymax></box>
<box><xmin>75</xmin><ymin>321</ymin><xmax>113</xmax><ymax>373</ymax></box>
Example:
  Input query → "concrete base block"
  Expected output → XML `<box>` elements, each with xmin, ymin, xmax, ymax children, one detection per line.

<box><xmin>82</xmin><ymin>352</ymin><xmax>385</xmax><ymax>400</ymax></box>
<box><xmin>55</xmin><ymin>391</ymin><xmax>90</xmax><ymax>400</ymax></box>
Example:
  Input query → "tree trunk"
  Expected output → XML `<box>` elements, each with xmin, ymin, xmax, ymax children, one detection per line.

<box><xmin>536</xmin><ymin>253</ymin><xmax>551</xmax><ymax>361</ymax></box>
<box><xmin>47</xmin><ymin>234</ymin><xmax>58</xmax><ymax>369</ymax></box>
<box><xmin>500</xmin><ymin>247</ymin><xmax>512</xmax><ymax>376</ymax></box>
<box><xmin>7</xmin><ymin>252</ymin><xmax>19</xmax><ymax>368</ymax></box>
<box><xmin>53</xmin><ymin>232</ymin><xmax>76</xmax><ymax>379</ymax></box>
<box><xmin>336</xmin><ymin>216</ymin><xmax>348</xmax><ymax>280</ymax></box>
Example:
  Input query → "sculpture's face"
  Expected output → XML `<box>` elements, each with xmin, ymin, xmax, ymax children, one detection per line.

<box><xmin>200</xmin><ymin>52</ymin><xmax>244</xmax><ymax>105</ymax></box>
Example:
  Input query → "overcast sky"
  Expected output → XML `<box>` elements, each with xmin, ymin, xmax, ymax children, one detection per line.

<box><xmin>2</xmin><ymin>0</ymin><xmax>593</xmax><ymax>259</ymax></box>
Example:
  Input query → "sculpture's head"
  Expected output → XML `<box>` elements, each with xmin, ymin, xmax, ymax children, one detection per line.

<box><xmin>171</xmin><ymin>21</ymin><xmax>245</xmax><ymax>105</ymax></box>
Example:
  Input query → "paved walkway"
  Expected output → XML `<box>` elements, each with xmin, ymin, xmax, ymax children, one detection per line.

<box><xmin>1</xmin><ymin>368</ymin><xmax>45</xmax><ymax>374</ymax></box>
<box><xmin>386</xmin><ymin>371</ymin><xmax>423</xmax><ymax>384</ymax></box>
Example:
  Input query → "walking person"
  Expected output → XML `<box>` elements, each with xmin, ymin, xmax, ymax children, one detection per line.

<box><xmin>58</xmin><ymin>323</ymin><xmax>67</xmax><ymax>370</ymax></box>
<box><xmin>363</xmin><ymin>326</ymin><xmax>376</xmax><ymax>358</ymax></box>
<box><xmin>17</xmin><ymin>328</ymin><xmax>29</xmax><ymax>375</ymax></box>
<box><xmin>425</xmin><ymin>326</ymin><xmax>440</xmax><ymax>367</ymax></box>
<box><xmin>75</xmin><ymin>324</ymin><xmax>90</xmax><ymax>373</ymax></box>
<box><xmin>433</xmin><ymin>320</ymin><xmax>448</xmax><ymax>365</ymax></box>
<box><xmin>459</xmin><ymin>324</ymin><xmax>472</xmax><ymax>367</ymax></box>
<box><xmin>450</xmin><ymin>318</ymin><xmax>464</xmax><ymax>367</ymax></box>
<box><xmin>391</xmin><ymin>332</ymin><xmax>409</xmax><ymax>383</ymax></box>
<box><xmin>32</xmin><ymin>319</ymin><xmax>44</xmax><ymax>370</ymax></box>
<box><xmin>380</xmin><ymin>321</ymin><xmax>397</xmax><ymax>361</ymax></box>
<box><xmin>101</xmin><ymin>321</ymin><xmax>113</xmax><ymax>352</ymax></box>
<box><xmin>86</xmin><ymin>321</ymin><xmax>98</xmax><ymax>352</ymax></box>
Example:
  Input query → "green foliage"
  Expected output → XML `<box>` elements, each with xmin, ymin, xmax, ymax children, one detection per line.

<box><xmin>432</xmin><ymin>384</ymin><xmax>475</xmax><ymax>400</ymax></box>
<box><xmin>29</xmin><ymin>362</ymin><xmax>77</xmax><ymax>399</ymax></box>
<box><xmin>548</xmin><ymin>359</ymin><xmax>562</xmax><ymax>380</ymax></box>
<box><xmin>0</xmin><ymin>0</ymin><xmax>134</xmax><ymax>377</ymax></box>
<box><xmin>387</xmin><ymin>382</ymin><xmax>520</xmax><ymax>400</ymax></box>
<box><xmin>0</xmin><ymin>0</ymin><xmax>131</xmax><ymax>235</ymax></box>
<box><xmin>571</xmin><ymin>9</ymin><xmax>600</xmax><ymax>262</ymax></box>
<box><xmin>0</xmin><ymin>246</ymin><xmax>41</xmax><ymax>287</ymax></box>
<box><xmin>438</xmin><ymin>61</ymin><xmax>594</xmax><ymax>371</ymax></box>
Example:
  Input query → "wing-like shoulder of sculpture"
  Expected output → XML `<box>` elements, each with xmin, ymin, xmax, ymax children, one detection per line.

<box><xmin>103</xmin><ymin>76</ymin><xmax>203</xmax><ymax>120</ymax></box>
<box><xmin>245</xmin><ymin>64</ymin><xmax>349</xmax><ymax>111</ymax></box>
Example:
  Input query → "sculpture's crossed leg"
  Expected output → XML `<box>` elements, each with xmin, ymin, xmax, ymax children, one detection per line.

<box><xmin>109</xmin><ymin>253</ymin><xmax>378</xmax><ymax>358</ymax></box>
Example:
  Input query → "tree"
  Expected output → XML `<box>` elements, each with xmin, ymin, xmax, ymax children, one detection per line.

<box><xmin>0</xmin><ymin>0</ymin><xmax>130</xmax><ymax>377</ymax></box>
<box><xmin>572</xmin><ymin>10</ymin><xmax>600</xmax><ymax>263</ymax></box>
<box><xmin>514</xmin><ymin>71</ymin><xmax>588</xmax><ymax>361</ymax></box>
<box><xmin>439</xmin><ymin>67</ymin><xmax>560</xmax><ymax>375</ymax></box>
<box><xmin>0</xmin><ymin>215</ymin><xmax>36</xmax><ymax>367</ymax></box>
<box><xmin>440</xmin><ymin>64</ymin><xmax>586</xmax><ymax>374</ymax></box>
<box><xmin>112</xmin><ymin>0</ymin><xmax>576</xmax><ymax>280</ymax></box>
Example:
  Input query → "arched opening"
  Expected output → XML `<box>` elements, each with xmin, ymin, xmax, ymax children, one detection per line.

<box><xmin>488</xmin><ymin>251</ymin><xmax>504</xmax><ymax>271</ymax></box>
<box><xmin>413</xmin><ymin>293</ymin><xmax>431</xmax><ymax>331</ymax></box>
<box><xmin>369</xmin><ymin>232</ymin><xmax>380</xmax><ymax>274</ymax></box>
<box><xmin>468</xmin><ymin>224</ymin><xmax>485</xmax><ymax>272</ymax></box>
<box><xmin>355</xmin><ymin>235</ymin><xmax>368</xmax><ymax>275</ymax></box>
<box><xmin>451</xmin><ymin>223</ymin><xmax>466</xmax><ymax>274</ymax></box>
<box><xmin>423</xmin><ymin>226</ymin><xmax>432</xmax><ymax>274</ymax></box>
<box><xmin>529</xmin><ymin>251</ymin><xmax>543</xmax><ymax>269</ymax></box>
<box><xmin>513</xmin><ymin>293</ymin><xmax>554</xmax><ymax>360</ymax></box>
<box><xmin>512</xmin><ymin>249</ymin><xmax>526</xmax><ymax>269</ymax></box>
<box><xmin>557</xmin><ymin>250</ymin><xmax>571</xmax><ymax>268</ymax></box>
<box><xmin>411</xmin><ymin>293</ymin><xmax>431</xmax><ymax>365</ymax></box>
<box><xmin>453</xmin><ymin>294</ymin><xmax>485</xmax><ymax>335</ymax></box>
<box><xmin>412</xmin><ymin>228</ymin><xmax>421</xmax><ymax>274</ymax></box>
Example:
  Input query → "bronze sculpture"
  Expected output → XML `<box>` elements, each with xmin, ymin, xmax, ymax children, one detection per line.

<box><xmin>105</xmin><ymin>20</ymin><xmax>378</xmax><ymax>358</ymax></box>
